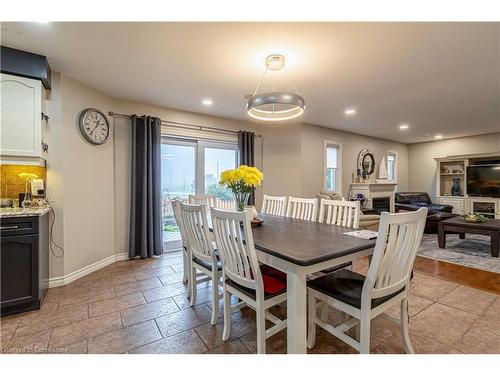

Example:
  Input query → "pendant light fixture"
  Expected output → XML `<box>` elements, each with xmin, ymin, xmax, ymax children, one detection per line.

<box><xmin>246</xmin><ymin>54</ymin><xmax>305</xmax><ymax>121</ymax></box>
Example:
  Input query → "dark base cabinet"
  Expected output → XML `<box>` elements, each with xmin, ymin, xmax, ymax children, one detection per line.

<box><xmin>1</xmin><ymin>214</ymin><xmax>49</xmax><ymax>316</ymax></box>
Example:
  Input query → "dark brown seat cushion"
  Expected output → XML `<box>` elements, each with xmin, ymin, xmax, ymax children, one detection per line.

<box><xmin>307</xmin><ymin>269</ymin><xmax>405</xmax><ymax>309</ymax></box>
<box><xmin>193</xmin><ymin>257</ymin><xmax>222</xmax><ymax>271</ymax></box>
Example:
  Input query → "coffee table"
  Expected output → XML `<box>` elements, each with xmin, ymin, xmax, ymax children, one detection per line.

<box><xmin>438</xmin><ymin>216</ymin><xmax>500</xmax><ymax>258</ymax></box>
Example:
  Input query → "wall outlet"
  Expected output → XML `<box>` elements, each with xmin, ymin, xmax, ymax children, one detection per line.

<box><xmin>31</xmin><ymin>178</ymin><xmax>45</xmax><ymax>196</ymax></box>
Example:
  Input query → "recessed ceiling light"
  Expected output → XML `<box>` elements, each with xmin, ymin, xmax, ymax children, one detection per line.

<box><xmin>202</xmin><ymin>98</ymin><xmax>213</xmax><ymax>106</ymax></box>
<box><xmin>344</xmin><ymin>108</ymin><xmax>356</xmax><ymax>116</ymax></box>
<box><xmin>399</xmin><ymin>123</ymin><xmax>409</xmax><ymax>130</ymax></box>
<box><xmin>434</xmin><ymin>134</ymin><xmax>443</xmax><ymax>140</ymax></box>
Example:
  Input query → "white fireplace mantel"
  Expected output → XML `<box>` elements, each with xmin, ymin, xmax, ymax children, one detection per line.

<box><xmin>350</xmin><ymin>182</ymin><xmax>398</xmax><ymax>212</ymax></box>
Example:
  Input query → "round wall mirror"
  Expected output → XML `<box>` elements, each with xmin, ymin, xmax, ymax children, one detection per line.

<box><xmin>362</xmin><ymin>153</ymin><xmax>375</xmax><ymax>175</ymax></box>
<box><xmin>357</xmin><ymin>149</ymin><xmax>376</xmax><ymax>178</ymax></box>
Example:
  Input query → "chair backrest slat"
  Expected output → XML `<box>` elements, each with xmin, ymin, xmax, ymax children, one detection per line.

<box><xmin>319</xmin><ymin>199</ymin><xmax>360</xmax><ymax>229</ymax></box>
<box><xmin>216</xmin><ymin>198</ymin><xmax>236</xmax><ymax>211</ymax></box>
<box><xmin>188</xmin><ymin>194</ymin><xmax>216</xmax><ymax>208</ymax></box>
<box><xmin>180</xmin><ymin>203</ymin><xmax>215</xmax><ymax>262</ymax></box>
<box><xmin>362</xmin><ymin>208</ymin><xmax>427</xmax><ymax>303</ymax></box>
<box><xmin>261</xmin><ymin>195</ymin><xmax>287</xmax><ymax>216</ymax></box>
<box><xmin>171</xmin><ymin>199</ymin><xmax>187</xmax><ymax>247</ymax></box>
<box><xmin>286</xmin><ymin>197</ymin><xmax>318</xmax><ymax>221</ymax></box>
<box><xmin>211</xmin><ymin>208</ymin><xmax>264</xmax><ymax>293</ymax></box>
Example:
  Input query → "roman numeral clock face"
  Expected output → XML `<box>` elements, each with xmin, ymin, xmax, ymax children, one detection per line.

<box><xmin>79</xmin><ymin>109</ymin><xmax>110</xmax><ymax>145</ymax></box>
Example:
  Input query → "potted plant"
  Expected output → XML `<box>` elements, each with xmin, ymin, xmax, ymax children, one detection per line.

<box><xmin>219</xmin><ymin>165</ymin><xmax>263</xmax><ymax>211</ymax></box>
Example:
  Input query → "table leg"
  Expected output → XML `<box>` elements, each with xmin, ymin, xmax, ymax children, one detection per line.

<box><xmin>286</xmin><ymin>269</ymin><xmax>307</xmax><ymax>354</ymax></box>
<box><xmin>491</xmin><ymin>232</ymin><xmax>499</xmax><ymax>258</ymax></box>
<box><xmin>438</xmin><ymin>224</ymin><xmax>446</xmax><ymax>248</ymax></box>
<box><xmin>459</xmin><ymin>233</ymin><xmax>465</xmax><ymax>239</ymax></box>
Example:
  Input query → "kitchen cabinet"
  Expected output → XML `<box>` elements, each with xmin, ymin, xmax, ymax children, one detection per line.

<box><xmin>0</xmin><ymin>73</ymin><xmax>47</xmax><ymax>161</ymax></box>
<box><xmin>0</xmin><ymin>213</ymin><xmax>49</xmax><ymax>316</ymax></box>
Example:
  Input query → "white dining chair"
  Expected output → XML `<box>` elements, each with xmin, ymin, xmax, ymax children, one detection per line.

<box><xmin>216</xmin><ymin>198</ymin><xmax>236</xmax><ymax>211</ymax></box>
<box><xmin>261</xmin><ymin>194</ymin><xmax>288</xmax><ymax>216</ymax></box>
<box><xmin>318</xmin><ymin>199</ymin><xmax>360</xmax><ymax>229</ymax></box>
<box><xmin>316</xmin><ymin>199</ymin><xmax>361</xmax><ymax>277</ymax></box>
<box><xmin>180</xmin><ymin>202</ymin><xmax>222</xmax><ymax>325</ymax></box>
<box><xmin>171</xmin><ymin>200</ymin><xmax>189</xmax><ymax>287</ymax></box>
<box><xmin>188</xmin><ymin>194</ymin><xmax>216</xmax><ymax>208</ymax></box>
<box><xmin>307</xmin><ymin>207</ymin><xmax>428</xmax><ymax>354</ymax></box>
<box><xmin>211</xmin><ymin>208</ymin><xmax>288</xmax><ymax>354</ymax></box>
<box><xmin>286</xmin><ymin>196</ymin><xmax>318</xmax><ymax>221</ymax></box>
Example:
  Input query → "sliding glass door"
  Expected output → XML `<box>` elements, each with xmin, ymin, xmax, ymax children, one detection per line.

<box><xmin>161</xmin><ymin>138</ymin><xmax>237</xmax><ymax>251</ymax></box>
<box><xmin>161</xmin><ymin>139</ymin><xmax>196</xmax><ymax>251</ymax></box>
<box><xmin>199</xmin><ymin>141</ymin><xmax>238</xmax><ymax>202</ymax></box>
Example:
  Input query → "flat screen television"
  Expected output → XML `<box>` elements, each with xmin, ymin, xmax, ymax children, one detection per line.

<box><xmin>466</xmin><ymin>165</ymin><xmax>500</xmax><ymax>197</ymax></box>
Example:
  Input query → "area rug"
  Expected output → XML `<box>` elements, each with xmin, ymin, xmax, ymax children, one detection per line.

<box><xmin>418</xmin><ymin>233</ymin><xmax>500</xmax><ymax>274</ymax></box>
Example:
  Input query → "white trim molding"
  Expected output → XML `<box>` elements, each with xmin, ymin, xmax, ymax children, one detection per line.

<box><xmin>48</xmin><ymin>252</ymin><xmax>129</xmax><ymax>288</ymax></box>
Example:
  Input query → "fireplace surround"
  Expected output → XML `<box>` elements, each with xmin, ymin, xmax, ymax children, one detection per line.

<box><xmin>349</xmin><ymin>182</ymin><xmax>398</xmax><ymax>212</ymax></box>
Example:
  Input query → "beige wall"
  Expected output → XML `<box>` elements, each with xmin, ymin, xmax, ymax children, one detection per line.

<box><xmin>47</xmin><ymin>74</ymin><xmax>116</xmax><ymax>278</ymax></box>
<box><xmin>47</xmin><ymin>73</ymin><xmax>409</xmax><ymax>279</ymax></box>
<box><xmin>60</xmin><ymin>75</ymin><xmax>116</xmax><ymax>276</ymax></box>
<box><xmin>408</xmin><ymin>133</ymin><xmax>500</xmax><ymax>198</ymax></box>
<box><xmin>300</xmin><ymin>123</ymin><xmax>409</xmax><ymax>198</ymax></box>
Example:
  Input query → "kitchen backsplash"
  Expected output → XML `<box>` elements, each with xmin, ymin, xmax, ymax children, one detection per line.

<box><xmin>0</xmin><ymin>164</ymin><xmax>46</xmax><ymax>199</ymax></box>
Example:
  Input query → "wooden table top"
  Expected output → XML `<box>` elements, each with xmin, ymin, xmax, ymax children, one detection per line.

<box><xmin>441</xmin><ymin>216</ymin><xmax>500</xmax><ymax>230</ymax></box>
<box><xmin>248</xmin><ymin>214</ymin><xmax>376</xmax><ymax>266</ymax></box>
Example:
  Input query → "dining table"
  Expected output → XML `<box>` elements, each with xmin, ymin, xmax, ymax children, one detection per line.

<box><xmin>221</xmin><ymin>213</ymin><xmax>377</xmax><ymax>354</ymax></box>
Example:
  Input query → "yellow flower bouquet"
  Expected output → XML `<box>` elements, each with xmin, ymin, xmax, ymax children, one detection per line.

<box><xmin>219</xmin><ymin>165</ymin><xmax>263</xmax><ymax>211</ymax></box>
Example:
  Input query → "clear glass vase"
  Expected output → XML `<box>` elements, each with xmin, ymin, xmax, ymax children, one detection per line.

<box><xmin>234</xmin><ymin>191</ymin><xmax>251</xmax><ymax>212</ymax></box>
<box><xmin>22</xmin><ymin>181</ymin><xmax>32</xmax><ymax>208</ymax></box>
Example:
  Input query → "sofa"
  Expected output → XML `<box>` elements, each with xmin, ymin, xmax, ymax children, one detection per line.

<box><xmin>316</xmin><ymin>190</ymin><xmax>380</xmax><ymax>230</ymax></box>
<box><xmin>395</xmin><ymin>192</ymin><xmax>457</xmax><ymax>233</ymax></box>
<box><xmin>395</xmin><ymin>192</ymin><xmax>453</xmax><ymax>214</ymax></box>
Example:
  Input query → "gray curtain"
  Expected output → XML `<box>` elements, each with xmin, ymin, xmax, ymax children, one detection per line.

<box><xmin>129</xmin><ymin>115</ymin><xmax>162</xmax><ymax>259</ymax></box>
<box><xmin>238</xmin><ymin>131</ymin><xmax>256</xmax><ymax>205</ymax></box>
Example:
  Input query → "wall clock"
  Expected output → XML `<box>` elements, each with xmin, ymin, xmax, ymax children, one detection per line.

<box><xmin>79</xmin><ymin>108</ymin><xmax>110</xmax><ymax>145</ymax></box>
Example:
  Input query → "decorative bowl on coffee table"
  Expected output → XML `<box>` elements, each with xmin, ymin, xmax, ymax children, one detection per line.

<box><xmin>463</xmin><ymin>213</ymin><xmax>487</xmax><ymax>223</ymax></box>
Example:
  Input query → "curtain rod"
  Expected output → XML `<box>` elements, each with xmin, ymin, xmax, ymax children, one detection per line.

<box><xmin>108</xmin><ymin>111</ymin><xmax>262</xmax><ymax>138</ymax></box>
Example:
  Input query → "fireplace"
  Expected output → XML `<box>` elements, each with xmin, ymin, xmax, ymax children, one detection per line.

<box><xmin>349</xmin><ymin>182</ymin><xmax>398</xmax><ymax>213</ymax></box>
<box><xmin>372</xmin><ymin>197</ymin><xmax>390</xmax><ymax>214</ymax></box>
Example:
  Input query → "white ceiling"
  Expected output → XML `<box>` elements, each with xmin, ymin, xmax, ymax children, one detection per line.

<box><xmin>1</xmin><ymin>22</ymin><xmax>499</xmax><ymax>143</ymax></box>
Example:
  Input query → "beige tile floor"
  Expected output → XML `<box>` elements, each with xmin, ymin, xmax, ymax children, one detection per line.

<box><xmin>0</xmin><ymin>252</ymin><xmax>499</xmax><ymax>354</ymax></box>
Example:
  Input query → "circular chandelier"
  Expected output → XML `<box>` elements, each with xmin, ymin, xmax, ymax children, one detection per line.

<box><xmin>246</xmin><ymin>54</ymin><xmax>305</xmax><ymax>122</ymax></box>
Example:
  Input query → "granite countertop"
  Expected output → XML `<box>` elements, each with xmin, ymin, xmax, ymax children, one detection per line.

<box><xmin>0</xmin><ymin>206</ymin><xmax>51</xmax><ymax>218</ymax></box>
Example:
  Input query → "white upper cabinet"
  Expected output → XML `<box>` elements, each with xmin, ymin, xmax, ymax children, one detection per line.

<box><xmin>1</xmin><ymin>73</ymin><xmax>47</xmax><ymax>160</ymax></box>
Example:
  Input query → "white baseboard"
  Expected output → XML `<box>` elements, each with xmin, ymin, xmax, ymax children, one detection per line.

<box><xmin>115</xmin><ymin>252</ymin><xmax>129</xmax><ymax>261</ymax></box>
<box><xmin>48</xmin><ymin>252</ymin><xmax>129</xmax><ymax>288</ymax></box>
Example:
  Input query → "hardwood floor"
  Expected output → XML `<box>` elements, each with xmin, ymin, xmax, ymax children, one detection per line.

<box><xmin>0</xmin><ymin>252</ymin><xmax>498</xmax><ymax>354</ymax></box>
<box><xmin>414</xmin><ymin>256</ymin><xmax>500</xmax><ymax>294</ymax></box>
